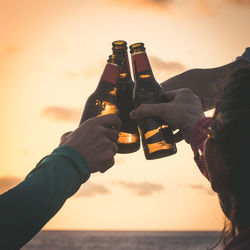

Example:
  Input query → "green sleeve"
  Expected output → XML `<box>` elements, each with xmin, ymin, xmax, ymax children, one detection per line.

<box><xmin>0</xmin><ymin>145</ymin><xmax>91</xmax><ymax>249</ymax></box>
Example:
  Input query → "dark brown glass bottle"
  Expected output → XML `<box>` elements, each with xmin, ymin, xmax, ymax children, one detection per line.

<box><xmin>79</xmin><ymin>54</ymin><xmax>122</xmax><ymax>124</ymax></box>
<box><xmin>130</xmin><ymin>42</ymin><xmax>177</xmax><ymax>160</ymax></box>
<box><xmin>112</xmin><ymin>40</ymin><xmax>140</xmax><ymax>153</ymax></box>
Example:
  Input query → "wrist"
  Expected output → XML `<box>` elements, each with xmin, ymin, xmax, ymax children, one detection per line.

<box><xmin>183</xmin><ymin>114</ymin><xmax>205</xmax><ymax>143</ymax></box>
<box><xmin>52</xmin><ymin>145</ymin><xmax>91</xmax><ymax>183</ymax></box>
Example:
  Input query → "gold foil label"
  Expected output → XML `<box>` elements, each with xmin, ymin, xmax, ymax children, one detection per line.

<box><xmin>96</xmin><ymin>101</ymin><xmax>118</xmax><ymax>116</ymax></box>
<box><xmin>139</xmin><ymin>74</ymin><xmax>152</xmax><ymax>79</ymax></box>
<box><xmin>120</xmin><ymin>73</ymin><xmax>128</xmax><ymax>78</ymax></box>
<box><xmin>148</xmin><ymin>141</ymin><xmax>173</xmax><ymax>154</ymax></box>
<box><xmin>109</xmin><ymin>87</ymin><xmax>117</xmax><ymax>96</ymax></box>
<box><xmin>144</xmin><ymin>125</ymin><xmax>169</xmax><ymax>140</ymax></box>
<box><xmin>144</xmin><ymin>127</ymin><xmax>161</xmax><ymax>140</ymax></box>
<box><xmin>118</xmin><ymin>132</ymin><xmax>138</xmax><ymax>144</ymax></box>
<box><xmin>162</xmin><ymin>125</ymin><xmax>168</xmax><ymax>128</ymax></box>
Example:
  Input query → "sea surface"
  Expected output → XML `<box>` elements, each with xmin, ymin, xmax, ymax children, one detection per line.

<box><xmin>22</xmin><ymin>231</ymin><xmax>221</xmax><ymax>250</ymax></box>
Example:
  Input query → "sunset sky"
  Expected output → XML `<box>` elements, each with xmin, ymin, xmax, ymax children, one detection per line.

<box><xmin>0</xmin><ymin>0</ymin><xmax>249</xmax><ymax>231</ymax></box>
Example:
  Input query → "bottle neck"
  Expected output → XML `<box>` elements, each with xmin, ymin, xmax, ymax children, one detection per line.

<box><xmin>100</xmin><ymin>62</ymin><xmax>120</xmax><ymax>85</ymax></box>
<box><xmin>131</xmin><ymin>51</ymin><xmax>153</xmax><ymax>76</ymax></box>
<box><xmin>113</xmin><ymin>51</ymin><xmax>132</xmax><ymax>82</ymax></box>
<box><xmin>131</xmin><ymin>51</ymin><xmax>155</xmax><ymax>86</ymax></box>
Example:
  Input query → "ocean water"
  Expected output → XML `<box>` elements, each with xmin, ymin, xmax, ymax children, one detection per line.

<box><xmin>22</xmin><ymin>231</ymin><xmax>221</xmax><ymax>250</ymax></box>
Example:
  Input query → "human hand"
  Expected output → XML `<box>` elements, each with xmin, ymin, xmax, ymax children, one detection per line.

<box><xmin>130</xmin><ymin>88</ymin><xmax>205</xmax><ymax>143</ymax></box>
<box><xmin>60</xmin><ymin>114</ymin><xmax>121</xmax><ymax>173</ymax></box>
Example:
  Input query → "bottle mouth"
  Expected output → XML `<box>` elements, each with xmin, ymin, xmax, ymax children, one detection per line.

<box><xmin>112</xmin><ymin>40</ymin><xmax>127</xmax><ymax>46</ymax></box>
<box><xmin>112</xmin><ymin>40</ymin><xmax>127</xmax><ymax>53</ymax></box>
<box><xmin>129</xmin><ymin>42</ymin><xmax>145</xmax><ymax>54</ymax></box>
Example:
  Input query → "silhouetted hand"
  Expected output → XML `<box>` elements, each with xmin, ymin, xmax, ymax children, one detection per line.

<box><xmin>130</xmin><ymin>88</ymin><xmax>205</xmax><ymax>143</ymax></box>
<box><xmin>60</xmin><ymin>114</ymin><xmax>121</xmax><ymax>173</ymax></box>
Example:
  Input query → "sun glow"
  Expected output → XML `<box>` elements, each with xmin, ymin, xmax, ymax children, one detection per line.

<box><xmin>1</xmin><ymin>0</ymin><xmax>248</xmax><ymax>231</ymax></box>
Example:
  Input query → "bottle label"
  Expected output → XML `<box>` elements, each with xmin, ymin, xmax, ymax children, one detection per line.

<box><xmin>132</xmin><ymin>53</ymin><xmax>151</xmax><ymax>73</ymax></box>
<box><xmin>100</xmin><ymin>63</ymin><xmax>120</xmax><ymax>84</ymax></box>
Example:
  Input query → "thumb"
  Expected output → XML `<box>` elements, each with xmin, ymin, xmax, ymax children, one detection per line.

<box><xmin>95</xmin><ymin>114</ymin><xmax>121</xmax><ymax>130</ymax></box>
<box><xmin>130</xmin><ymin>103</ymin><xmax>167</xmax><ymax>121</ymax></box>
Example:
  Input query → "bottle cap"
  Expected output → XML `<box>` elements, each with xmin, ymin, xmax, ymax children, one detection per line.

<box><xmin>112</xmin><ymin>40</ymin><xmax>127</xmax><ymax>53</ymax></box>
<box><xmin>129</xmin><ymin>43</ymin><xmax>145</xmax><ymax>54</ymax></box>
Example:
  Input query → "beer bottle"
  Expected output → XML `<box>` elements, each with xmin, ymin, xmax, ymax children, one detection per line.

<box><xmin>112</xmin><ymin>40</ymin><xmax>140</xmax><ymax>153</ymax></box>
<box><xmin>129</xmin><ymin>42</ymin><xmax>177</xmax><ymax>160</ymax></box>
<box><xmin>79</xmin><ymin>54</ymin><xmax>122</xmax><ymax>124</ymax></box>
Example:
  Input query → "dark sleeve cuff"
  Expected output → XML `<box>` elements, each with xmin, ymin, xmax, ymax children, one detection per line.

<box><xmin>28</xmin><ymin>145</ymin><xmax>91</xmax><ymax>184</ymax></box>
<box><xmin>236</xmin><ymin>47</ymin><xmax>250</xmax><ymax>63</ymax></box>
<box><xmin>51</xmin><ymin>145</ymin><xmax>91</xmax><ymax>184</ymax></box>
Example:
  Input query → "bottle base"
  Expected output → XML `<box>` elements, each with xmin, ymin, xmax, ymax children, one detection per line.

<box><xmin>145</xmin><ymin>147</ymin><xmax>177</xmax><ymax>160</ymax></box>
<box><xmin>117</xmin><ymin>143</ymin><xmax>140</xmax><ymax>154</ymax></box>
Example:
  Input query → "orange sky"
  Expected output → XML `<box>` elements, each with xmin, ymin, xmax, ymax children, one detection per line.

<box><xmin>0</xmin><ymin>0</ymin><xmax>249</xmax><ymax>231</ymax></box>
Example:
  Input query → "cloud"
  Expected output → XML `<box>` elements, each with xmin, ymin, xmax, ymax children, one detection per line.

<box><xmin>117</xmin><ymin>181</ymin><xmax>164</xmax><ymax>196</ymax></box>
<box><xmin>75</xmin><ymin>182</ymin><xmax>111</xmax><ymax>197</ymax></box>
<box><xmin>149</xmin><ymin>56</ymin><xmax>186</xmax><ymax>81</ymax></box>
<box><xmin>4</xmin><ymin>46</ymin><xmax>20</xmax><ymax>54</ymax></box>
<box><xmin>188</xmin><ymin>184</ymin><xmax>215</xmax><ymax>196</ymax></box>
<box><xmin>107</xmin><ymin>0</ymin><xmax>174</xmax><ymax>11</ymax></box>
<box><xmin>0</xmin><ymin>176</ymin><xmax>22</xmax><ymax>194</ymax></box>
<box><xmin>84</xmin><ymin>60</ymin><xmax>106</xmax><ymax>79</ymax></box>
<box><xmin>223</xmin><ymin>0</ymin><xmax>250</xmax><ymax>5</ymax></box>
<box><xmin>150</xmin><ymin>56</ymin><xmax>186</xmax><ymax>73</ymax></box>
<box><xmin>84</xmin><ymin>67</ymin><xmax>101</xmax><ymax>79</ymax></box>
<box><xmin>41</xmin><ymin>106</ymin><xmax>82</xmax><ymax>122</ymax></box>
<box><xmin>194</xmin><ymin>0</ymin><xmax>217</xmax><ymax>14</ymax></box>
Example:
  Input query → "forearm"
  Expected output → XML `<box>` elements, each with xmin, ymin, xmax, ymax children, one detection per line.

<box><xmin>161</xmin><ymin>61</ymin><xmax>241</xmax><ymax>111</ymax></box>
<box><xmin>0</xmin><ymin>145</ymin><xmax>90</xmax><ymax>249</ymax></box>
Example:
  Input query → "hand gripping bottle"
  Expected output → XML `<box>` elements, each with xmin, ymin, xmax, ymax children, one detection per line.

<box><xmin>130</xmin><ymin>42</ymin><xmax>177</xmax><ymax>160</ymax></box>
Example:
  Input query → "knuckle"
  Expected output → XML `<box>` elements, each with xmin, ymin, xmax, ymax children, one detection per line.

<box><xmin>110</xmin><ymin>158</ymin><xmax>115</xmax><ymax>167</ymax></box>
<box><xmin>106</xmin><ymin>149</ymin><xmax>115</xmax><ymax>158</ymax></box>
<box><xmin>85</xmin><ymin>117</ymin><xmax>97</xmax><ymax>127</ymax></box>
<box><xmin>137</xmin><ymin>104</ymin><xmax>145</xmax><ymax>113</ymax></box>
<box><xmin>194</xmin><ymin>94</ymin><xmax>201</xmax><ymax>102</ymax></box>
<box><xmin>106</xmin><ymin>158</ymin><xmax>115</xmax><ymax>169</ymax></box>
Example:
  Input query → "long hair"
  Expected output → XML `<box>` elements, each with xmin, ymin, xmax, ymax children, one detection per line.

<box><xmin>209</xmin><ymin>65</ymin><xmax>250</xmax><ymax>248</ymax></box>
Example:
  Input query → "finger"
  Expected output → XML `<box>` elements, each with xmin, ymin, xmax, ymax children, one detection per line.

<box><xmin>106</xmin><ymin>128</ymin><xmax>119</xmax><ymax>142</ymax></box>
<box><xmin>162</xmin><ymin>89</ymin><xmax>180</xmax><ymax>102</ymax></box>
<box><xmin>172</xmin><ymin>130</ymin><xmax>184</xmax><ymax>143</ymax></box>
<box><xmin>110</xmin><ymin>141</ymin><xmax>118</xmax><ymax>154</ymax></box>
<box><xmin>130</xmin><ymin>103</ymin><xmax>167</xmax><ymax>121</ymax></box>
<box><xmin>161</xmin><ymin>92</ymin><xmax>176</xmax><ymax>103</ymax></box>
<box><xmin>163</xmin><ymin>88</ymin><xmax>193</xmax><ymax>102</ymax></box>
<box><xmin>100</xmin><ymin>158</ymin><xmax>115</xmax><ymax>173</ymax></box>
<box><xmin>97</xmin><ymin>114</ymin><xmax>122</xmax><ymax>130</ymax></box>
